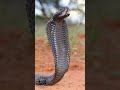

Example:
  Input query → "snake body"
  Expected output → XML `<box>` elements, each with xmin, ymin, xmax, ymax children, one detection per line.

<box><xmin>26</xmin><ymin>0</ymin><xmax>70</xmax><ymax>85</ymax></box>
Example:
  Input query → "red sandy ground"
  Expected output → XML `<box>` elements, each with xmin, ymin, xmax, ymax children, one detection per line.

<box><xmin>35</xmin><ymin>35</ymin><xmax>85</xmax><ymax>90</ymax></box>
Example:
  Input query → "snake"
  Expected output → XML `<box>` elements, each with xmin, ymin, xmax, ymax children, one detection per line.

<box><xmin>26</xmin><ymin>0</ymin><xmax>70</xmax><ymax>85</ymax></box>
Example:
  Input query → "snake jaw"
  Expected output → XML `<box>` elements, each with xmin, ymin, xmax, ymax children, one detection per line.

<box><xmin>53</xmin><ymin>6</ymin><xmax>70</xmax><ymax>21</ymax></box>
<box><xmin>59</xmin><ymin>7</ymin><xmax>69</xmax><ymax>17</ymax></box>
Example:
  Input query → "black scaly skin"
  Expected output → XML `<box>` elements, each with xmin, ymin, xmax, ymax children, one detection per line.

<box><xmin>26</xmin><ymin>0</ymin><xmax>70</xmax><ymax>85</ymax></box>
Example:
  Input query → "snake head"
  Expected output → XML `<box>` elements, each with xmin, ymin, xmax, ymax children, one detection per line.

<box><xmin>53</xmin><ymin>6</ymin><xmax>70</xmax><ymax>21</ymax></box>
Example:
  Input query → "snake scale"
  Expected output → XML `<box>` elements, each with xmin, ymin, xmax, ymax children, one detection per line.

<box><xmin>26</xmin><ymin>0</ymin><xmax>70</xmax><ymax>85</ymax></box>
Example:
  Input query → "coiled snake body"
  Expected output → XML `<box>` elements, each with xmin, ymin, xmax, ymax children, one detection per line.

<box><xmin>26</xmin><ymin>0</ymin><xmax>70</xmax><ymax>85</ymax></box>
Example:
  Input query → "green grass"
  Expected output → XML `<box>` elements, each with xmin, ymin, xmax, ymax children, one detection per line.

<box><xmin>35</xmin><ymin>23</ymin><xmax>47</xmax><ymax>38</ymax></box>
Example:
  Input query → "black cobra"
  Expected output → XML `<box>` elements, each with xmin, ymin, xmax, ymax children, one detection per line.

<box><xmin>26</xmin><ymin>0</ymin><xmax>70</xmax><ymax>85</ymax></box>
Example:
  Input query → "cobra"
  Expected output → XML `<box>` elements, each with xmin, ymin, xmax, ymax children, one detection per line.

<box><xmin>26</xmin><ymin>0</ymin><xmax>70</xmax><ymax>85</ymax></box>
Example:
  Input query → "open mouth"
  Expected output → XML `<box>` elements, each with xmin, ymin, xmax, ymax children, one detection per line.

<box><xmin>59</xmin><ymin>7</ymin><xmax>70</xmax><ymax>17</ymax></box>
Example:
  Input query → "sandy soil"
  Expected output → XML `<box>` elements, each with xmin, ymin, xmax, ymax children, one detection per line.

<box><xmin>35</xmin><ymin>35</ymin><xmax>85</xmax><ymax>90</ymax></box>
